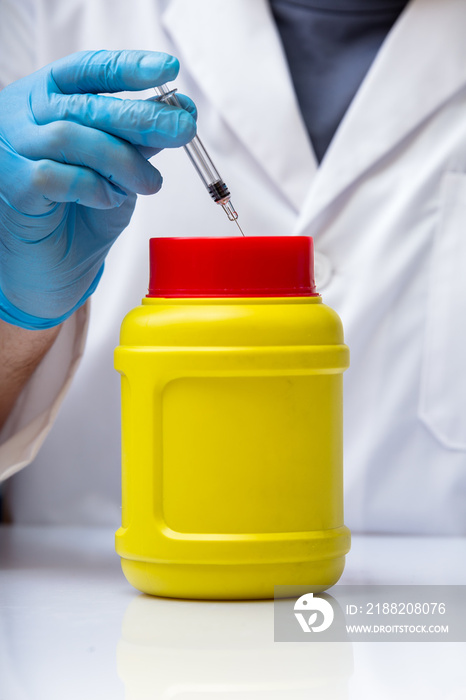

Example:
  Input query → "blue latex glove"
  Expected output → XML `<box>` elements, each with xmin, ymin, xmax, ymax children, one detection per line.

<box><xmin>0</xmin><ymin>50</ymin><xmax>197</xmax><ymax>330</ymax></box>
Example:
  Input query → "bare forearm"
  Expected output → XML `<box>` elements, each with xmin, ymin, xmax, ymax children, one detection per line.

<box><xmin>0</xmin><ymin>319</ymin><xmax>61</xmax><ymax>431</ymax></box>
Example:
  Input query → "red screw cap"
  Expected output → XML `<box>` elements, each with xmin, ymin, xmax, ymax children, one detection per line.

<box><xmin>148</xmin><ymin>236</ymin><xmax>318</xmax><ymax>298</ymax></box>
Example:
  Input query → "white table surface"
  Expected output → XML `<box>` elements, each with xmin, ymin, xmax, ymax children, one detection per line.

<box><xmin>1</xmin><ymin>525</ymin><xmax>465</xmax><ymax>700</ymax></box>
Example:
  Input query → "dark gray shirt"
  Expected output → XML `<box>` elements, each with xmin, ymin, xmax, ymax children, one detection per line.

<box><xmin>269</xmin><ymin>0</ymin><xmax>409</xmax><ymax>162</ymax></box>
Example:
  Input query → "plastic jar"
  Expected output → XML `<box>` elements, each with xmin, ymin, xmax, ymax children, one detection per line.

<box><xmin>114</xmin><ymin>236</ymin><xmax>350</xmax><ymax>599</ymax></box>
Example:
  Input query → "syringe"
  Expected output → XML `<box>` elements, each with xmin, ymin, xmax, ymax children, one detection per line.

<box><xmin>153</xmin><ymin>84</ymin><xmax>245</xmax><ymax>236</ymax></box>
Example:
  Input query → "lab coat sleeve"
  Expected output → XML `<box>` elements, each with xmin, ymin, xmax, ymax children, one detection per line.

<box><xmin>0</xmin><ymin>304</ymin><xmax>90</xmax><ymax>481</ymax></box>
<box><xmin>0</xmin><ymin>1</ymin><xmax>91</xmax><ymax>480</ymax></box>
<box><xmin>0</xmin><ymin>0</ymin><xmax>36</xmax><ymax>88</ymax></box>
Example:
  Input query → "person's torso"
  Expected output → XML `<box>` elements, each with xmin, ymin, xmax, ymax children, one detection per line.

<box><xmin>3</xmin><ymin>0</ymin><xmax>466</xmax><ymax>534</ymax></box>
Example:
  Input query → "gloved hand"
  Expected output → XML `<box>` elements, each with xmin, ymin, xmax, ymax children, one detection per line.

<box><xmin>0</xmin><ymin>50</ymin><xmax>197</xmax><ymax>330</ymax></box>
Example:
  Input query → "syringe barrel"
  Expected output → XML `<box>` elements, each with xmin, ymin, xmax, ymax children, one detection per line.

<box><xmin>153</xmin><ymin>84</ymin><xmax>227</xmax><ymax>196</ymax></box>
<box><xmin>183</xmin><ymin>137</ymin><xmax>223</xmax><ymax>191</ymax></box>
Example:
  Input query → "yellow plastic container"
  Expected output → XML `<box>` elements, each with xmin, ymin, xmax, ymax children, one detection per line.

<box><xmin>115</xmin><ymin>236</ymin><xmax>350</xmax><ymax>599</ymax></box>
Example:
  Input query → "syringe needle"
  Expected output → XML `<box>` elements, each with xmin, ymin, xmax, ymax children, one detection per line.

<box><xmin>234</xmin><ymin>219</ymin><xmax>245</xmax><ymax>237</ymax></box>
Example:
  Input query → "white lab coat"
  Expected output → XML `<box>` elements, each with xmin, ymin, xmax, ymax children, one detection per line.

<box><xmin>1</xmin><ymin>0</ymin><xmax>466</xmax><ymax>534</ymax></box>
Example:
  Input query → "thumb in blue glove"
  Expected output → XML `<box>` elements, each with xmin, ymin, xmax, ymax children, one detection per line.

<box><xmin>0</xmin><ymin>49</ymin><xmax>197</xmax><ymax>330</ymax></box>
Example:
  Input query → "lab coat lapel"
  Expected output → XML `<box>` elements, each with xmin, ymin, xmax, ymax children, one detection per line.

<box><xmin>162</xmin><ymin>0</ymin><xmax>316</xmax><ymax>213</ymax></box>
<box><xmin>294</xmin><ymin>0</ymin><xmax>466</xmax><ymax>234</ymax></box>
